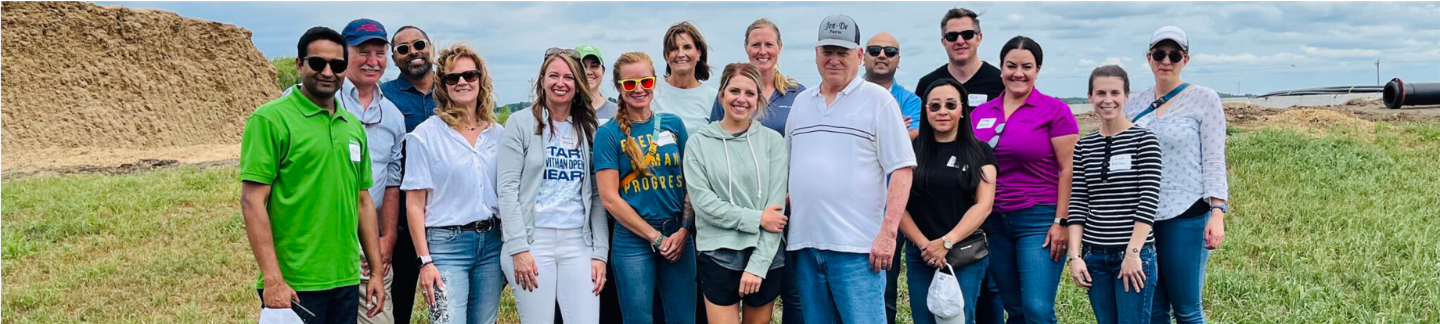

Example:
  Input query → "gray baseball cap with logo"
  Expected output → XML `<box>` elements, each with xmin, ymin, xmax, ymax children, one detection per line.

<box><xmin>816</xmin><ymin>14</ymin><xmax>861</xmax><ymax>49</ymax></box>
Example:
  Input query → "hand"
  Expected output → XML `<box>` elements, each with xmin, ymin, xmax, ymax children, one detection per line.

<box><xmin>418</xmin><ymin>263</ymin><xmax>445</xmax><ymax>305</ymax></box>
<box><xmin>379</xmin><ymin>241</ymin><xmax>394</xmax><ymax>277</ymax></box>
<box><xmin>1205</xmin><ymin>211</ymin><xmax>1226</xmax><ymax>250</ymax></box>
<box><xmin>364</xmin><ymin>274</ymin><xmax>386</xmax><ymax>317</ymax></box>
<box><xmin>591</xmin><ymin>260</ymin><xmax>607</xmax><ymax>295</ymax></box>
<box><xmin>869</xmin><ymin>231</ymin><xmax>896</xmax><ymax>272</ymax></box>
<box><xmin>261</xmin><ymin>279</ymin><xmax>298</xmax><ymax>309</ymax></box>
<box><xmin>361</xmin><ymin>258</ymin><xmax>371</xmax><ymax>277</ymax></box>
<box><xmin>922</xmin><ymin>239</ymin><xmax>949</xmax><ymax>268</ymax></box>
<box><xmin>1042</xmin><ymin>223</ymin><xmax>1068</xmax><ymax>262</ymax></box>
<box><xmin>738</xmin><ymin>272</ymin><xmax>763</xmax><ymax>296</ymax></box>
<box><xmin>759</xmin><ymin>205</ymin><xmax>788</xmax><ymax>233</ymax></box>
<box><xmin>1069</xmin><ymin>256</ymin><xmax>1091</xmax><ymax>290</ymax></box>
<box><xmin>903</xmin><ymin>116</ymin><xmax>914</xmax><ymax>128</ymax></box>
<box><xmin>1119</xmin><ymin>255</ymin><xmax>1147</xmax><ymax>292</ymax></box>
<box><xmin>512</xmin><ymin>252</ymin><xmax>540</xmax><ymax>292</ymax></box>
<box><xmin>661</xmin><ymin>228</ymin><xmax>688</xmax><ymax>263</ymax></box>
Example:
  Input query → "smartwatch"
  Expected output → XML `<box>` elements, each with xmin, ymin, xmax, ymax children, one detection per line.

<box><xmin>417</xmin><ymin>255</ymin><xmax>434</xmax><ymax>268</ymax></box>
<box><xmin>1212</xmin><ymin>204</ymin><xmax>1228</xmax><ymax>214</ymax></box>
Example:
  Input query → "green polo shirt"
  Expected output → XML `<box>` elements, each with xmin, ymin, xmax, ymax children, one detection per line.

<box><xmin>240</xmin><ymin>85</ymin><xmax>372</xmax><ymax>291</ymax></box>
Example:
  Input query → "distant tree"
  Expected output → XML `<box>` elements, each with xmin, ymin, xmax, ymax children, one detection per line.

<box><xmin>271</xmin><ymin>56</ymin><xmax>299</xmax><ymax>90</ymax></box>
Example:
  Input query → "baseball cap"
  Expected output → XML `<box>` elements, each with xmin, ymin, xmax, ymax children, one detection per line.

<box><xmin>342</xmin><ymin>18</ymin><xmax>388</xmax><ymax>47</ymax></box>
<box><xmin>1149</xmin><ymin>26</ymin><xmax>1188</xmax><ymax>52</ymax></box>
<box><xmin>816</xmin><ymin>14</ymin><xmax>861</xmax><ymax>49</ymax></box>
<box><xmin>575</xmin><ymin>45</ymin><xmax>603</xmax><ymax>65</ymax></box>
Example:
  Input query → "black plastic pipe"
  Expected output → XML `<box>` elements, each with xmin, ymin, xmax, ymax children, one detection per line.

<box><xmin>1383</xmin><ymin>78</ymin><xmax>1440</xmax><ymax>109</ymax></box>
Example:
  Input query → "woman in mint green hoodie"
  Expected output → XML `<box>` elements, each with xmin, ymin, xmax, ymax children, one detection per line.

<box><xmin>683</xmin><ymin>63</ymin><xmax>790</xmax><ymax>324</ymax></box>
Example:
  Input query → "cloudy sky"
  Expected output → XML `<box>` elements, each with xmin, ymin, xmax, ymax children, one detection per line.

<box><xmin>108</xmin><ymin>1</ymin><xmax>1440</xmax><ymax>105</ymax></box>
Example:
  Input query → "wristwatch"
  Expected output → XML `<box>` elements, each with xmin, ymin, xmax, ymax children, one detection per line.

<box><xmin>417</xmin><ymin>255</ymin><xmax>434</xmax><ymax>268</ymax></box>
<box><xmin>942</xmin><ymin>238</ymin><xmax>955</xmax><ymax>250</ymax></box>
<box><xmin>1212</xmin><ymin>204</ymin><xmax>1228</xmax><ymax>213</ymax></box>
<box><xmin>1053</xmin><ymin>217</ymin><xmax>1067</xmax><ymax>226</ymax></box>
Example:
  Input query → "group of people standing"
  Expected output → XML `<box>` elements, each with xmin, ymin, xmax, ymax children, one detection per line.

<box><xmin>241</xmin><ymin>7</ymin><xmax>1229</xmax><ymax>324</ymax></box>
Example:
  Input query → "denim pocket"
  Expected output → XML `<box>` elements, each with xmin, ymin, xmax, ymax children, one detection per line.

<box><xmin>426</xmin><ymin>227</ymin><xmax>459</xmax><ymax>244</ymax></box>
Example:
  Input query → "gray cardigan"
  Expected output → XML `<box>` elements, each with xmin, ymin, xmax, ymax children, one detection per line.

<box><xmin>497</xmin><ymin>108</ymin><xmax>609</xmax><ymax>261</ymax></box>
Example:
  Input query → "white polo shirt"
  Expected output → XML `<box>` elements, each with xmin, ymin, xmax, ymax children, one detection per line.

<box><xmin>402</xmin><ymin>116</ymin><xmax>505</xmax><ymax>228</ymax></box>
<box><xmin>785</xmin><ymin>76</ymin><xmax>917</xmax><ymax>253</ymax></box>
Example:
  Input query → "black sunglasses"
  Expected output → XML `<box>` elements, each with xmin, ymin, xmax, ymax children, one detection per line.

<box><xmin>302</xmin><ymin>56</ymin><xmax>347</xmax><ymax>73</ymax></box>
<box><xmin>866</xmin><ymin>46</ymin><xmax>899</xmax><ymax>58</ymax></box>
<box><xmin>927</xmin><ymin>101</ymin><xmax>960</xmax><ymax>112</ymax></box>
<box><xmin>394</xmin><ymin>39</ymin><xmax>428</xmax><ymax>56</ymax></box>
<box><xmin>944</xmin><ymin>30</ymin><xmax>978</xmax><ymax>42</ymax></box>
<box><xmin>442</xmin><ymin>70</ymin><xmax>481</xmax><ymax>85</ymax></box>
<box><xmin>1151</xmin><ymin>50</ymin><xmax>1185</xmax><ymax>64</ymax></box>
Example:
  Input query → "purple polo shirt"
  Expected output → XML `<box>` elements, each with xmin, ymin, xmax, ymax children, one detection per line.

<box><xmin>970</xmin><ymin>89</ymin><xmax>1078</xmax><ymax>212</ymax></box>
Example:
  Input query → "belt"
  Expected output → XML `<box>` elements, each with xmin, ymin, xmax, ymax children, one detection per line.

<box><xmin>436</xmin><ymin>217</ymin><xmax>501</xmax><ymax>232</ymax></box>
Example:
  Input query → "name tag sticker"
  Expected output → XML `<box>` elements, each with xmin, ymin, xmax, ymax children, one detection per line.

<box><xmin>349</xmin><ymin>140</ymin><xmax>362</xmax><ymax>162</ymax></box>
<box><xmin>977</xmin><ymin>118</ymin><xmax>997</xmax><ymax>129</ymax></box>
<box><xmin>657</xmin><ymin>131</ymin><xmax>677</xmax><ymax>147</ymax></box>
<box><xmin>1109</xmin><ymin>154</ymin><xmax>1133</xmax><ymax>172</ymax></box>
<box><xmin>562</xmin><ymin>134</ymin><xmax>577</xmax><ymax>147</ymax></box>
<box><xmin>969</xmin><ymin>94</ymin><xmax>989</xmax><ymax>106</ymax></box>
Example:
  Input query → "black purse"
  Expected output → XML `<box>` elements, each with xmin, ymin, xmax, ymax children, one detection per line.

<box><xmin>944</xmin><ymin>229</ymin><xmax>989</xmax><ymax>269</ymax></box>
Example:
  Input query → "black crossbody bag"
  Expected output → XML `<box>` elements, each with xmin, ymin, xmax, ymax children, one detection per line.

<box><xmin>944</xmin><ymin>229</ymin><xmax>989</xmax><ymax>269</ymax></box>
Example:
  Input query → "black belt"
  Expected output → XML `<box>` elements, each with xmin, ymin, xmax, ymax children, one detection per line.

<box><xmin>437</xmin><ymin>218</ymin><xmax>501</xmax><ymax>232</ymax></box>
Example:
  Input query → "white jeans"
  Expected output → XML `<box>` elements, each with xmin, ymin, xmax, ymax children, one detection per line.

<box><xmin>501</xmin><ymin>227</ymin><xmax>600</xmax><ymax>323</ymax></box>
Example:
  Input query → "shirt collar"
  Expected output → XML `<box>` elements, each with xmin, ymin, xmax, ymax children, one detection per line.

<box><xmin>809</xmin><ymin>76</ymin><xmax>866</xmax><ymax>97</ymax></box>
<box><xmin>985</xmin><ymin>88</ymin><xmax>1046</xmax><ymax>112</ymax></box>
<box><xmin>289</xmin><ymin>85</ymin><xmax>344</xmax><ymax>120</ymax></box>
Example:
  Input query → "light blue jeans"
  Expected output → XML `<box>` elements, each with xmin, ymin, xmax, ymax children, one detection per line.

<box><xmin>983</xmin><ymin>205</ymin><xmax>1065</xmax><ymax>324</ymax></box>
<box><xmin>1151</xmin><ymin>213</ymin><xmax>1212</xmax><ymax>324</ymax></box>
<box><xmin>611</xmin><ymin>219</ymin><xmax>696</xmax><ymax>324</ymax></box>
<box><xmin>906</xmin><ymin>242</ymin><xmax>988</xmax><ymax>324</ymax></box>
<box><xmin>1084</xmin><ymin>245</ymin><xmax>1157</xmax><ymax>324</ymax></box>
<box><xmin>792</xmin><ymin>248</ymin><xmax>886</xmax><ymax>323</ymax></box>
<box><xmin>425</xmin><ymin>227</ymin><xmax>506</xmax><ymax>324</ymax></box>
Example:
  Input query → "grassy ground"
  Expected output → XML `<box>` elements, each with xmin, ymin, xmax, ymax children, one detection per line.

<box><xmin>3</xmin><ymin>122</ymin><xmax>1438</xmax><ymax>323</ymax></box>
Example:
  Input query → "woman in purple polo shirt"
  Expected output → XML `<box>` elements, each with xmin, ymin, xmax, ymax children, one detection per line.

<box><xmin>969</xmin><ymin>36</ymin><xmax>1078</xmax><ymax>324</ymax></box>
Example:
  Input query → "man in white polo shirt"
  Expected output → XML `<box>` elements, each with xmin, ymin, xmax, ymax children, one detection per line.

<box><xmin>784</xmin><ymin>14</ymin><xmax>916</xmax><ymax>323</ymax></box>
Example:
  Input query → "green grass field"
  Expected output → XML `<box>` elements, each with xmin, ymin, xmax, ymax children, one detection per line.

<box><xmin>4</xmin><ymin>122</ymin><xmax>1438</xmax><ymax>323</ymax></box>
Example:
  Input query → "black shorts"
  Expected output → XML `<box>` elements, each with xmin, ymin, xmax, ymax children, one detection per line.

<box><xmin>696</xmin><ymin>253</ymin><xmax>785</xmax><ymax>307</ymax></box>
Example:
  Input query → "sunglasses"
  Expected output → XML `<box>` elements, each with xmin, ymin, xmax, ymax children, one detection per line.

<box><xmin>944</xmin><ymin>30</ymin><xmax>978</xmax><ymax>42</ymax></box>
<box><xmin>545</xmin><ymin>47</ymin><xmax>581</xmax><ymax>60</ymax></box>
<box><xmin>927</xmin><ymin>101</ymin><xmax>959</xmax><ymax>112</ymax></box>
<box><xmin>394</xmin><ymin>39</ymin><xmax>428</xmax><ymax>56</ymax></box>
<box><xmin>619</xmin><ymin>76</ymin><xmax>656</xmax><ymax>92</ymax></box>
<box><xmin>303</xmin><ymin>56</ymin><xmax>347</xmax><ymax>73</ymax></box>
<box><xmin>867</xmin><ymin>46</ymin><xmax>899</xmax><ymax>58</ymax></box>
<box><xmin>442</xmin><ymin>70</ymin><xmax>481</xmax><ymax>86</ymax></box>
<box><xmin>987</xmin><ymin>122</ymin><xmax>1006</xmax><ymax>148</ymax></box>
<box><xmin>1151</xmin><ymin>50</ymin><xmax>1185</xmax><ymax>64</ymax></box>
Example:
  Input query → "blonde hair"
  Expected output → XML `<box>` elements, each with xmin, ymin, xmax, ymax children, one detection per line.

<box><xmin>717</xmin><ymin>63</ymin><xmax>770</xmax><ymax>122</ymax></box>
<box><xmin>432</xmin><ymin>43</ymin><xmax>496</xmax><ymax>130</ymax></box>
<box><xmin>611</xmin><ymin>52</ymin><xmax>657</xmax><ymax>177</ymax></box>
<box><xmin>744</xmin><ymin>18</ymin><xmax>796</xmax><ymax>93</ymax></box>
<box><xmin>529</xmin><ymin>54</ymin><xmax>598</xmax><ymax>144</ymax></box>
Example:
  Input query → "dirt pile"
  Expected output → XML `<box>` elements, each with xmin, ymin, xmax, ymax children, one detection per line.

<box><xmin>2</xmin><ymin>2</ymin><xmax>276</xmax><ymax>165</ymax></box>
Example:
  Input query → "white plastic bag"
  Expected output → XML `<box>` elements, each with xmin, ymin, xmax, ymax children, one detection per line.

<box><xmin>927</xmin><ymin>263</ymin><xmax>966</xmax><ymax>324</ymax></box>
<box><xmin>258</xmin><ymin>308</ymin><xmax>304</xmax><ymax>324</ymax></box>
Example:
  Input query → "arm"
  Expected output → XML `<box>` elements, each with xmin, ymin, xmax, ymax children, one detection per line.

<box><xmin>357</xmin><ymin>190</ymin><xmax>386</xmax><ymax>315</ymax></box>
<box><xmin>1045</xmin><ymin>134</ymin><xmax>1080</xmax><ymax>261</ymax></box>
<box><xmin>240</xmin><ymin>182</ymin><xmax>288</xmax><ymax>298</ymax></box>
<box><xmin>941</xmin><ymin>165</ymin><xmax>996</xmax><ymax>246</ymax></box>
<box><xmin>238</xmin><ymin>113</ymin><xmax>295</xmax><ymax>308</ymax></box>
<box><xmin>683</xmin><ymin>143</ymin><xmax>764</xmax><ymax>234</ymax></box>
<box><xmin>899</xmin><ymin>211</ymin><xmax>928</xmax><ymax>247</ymax></box>
<box><xmin>496</xmin><ymin>118</ymin><xmax>531</xmax><ymax>256</ymax></box>
<box><xmin>597</xmin><ymin>169</ymin><xmax>661</xmax><ymax>242</ymax></box>
<box><xmin>742</xmin><ymin>136</ymin><xmax>790</xmax><ymax>277</ymax></box>
<box><xmin>380</xmin><ymin>123</ymin><xmax>406</xmax><ymax>265</ymax></box>
<box><xmin>1199</xmin><ymin>91</ymin><xmax>1230</xmax><ymax>249</ymax></box>
<box><xmin>1066</xmin><ymin>142</ymin><xmax>1090</xmax><ymax>260</ymax></box>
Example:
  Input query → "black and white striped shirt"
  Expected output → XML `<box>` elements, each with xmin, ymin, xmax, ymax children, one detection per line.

<box><xmin>1067</xmin><ymin>126</ymin><xmax>1163</xmax><ymax>246</ymax></box>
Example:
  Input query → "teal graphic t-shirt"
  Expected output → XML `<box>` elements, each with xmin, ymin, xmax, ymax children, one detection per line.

<box><xmin>593</xmin><ymin>112</ymin><xmax>688</xmax><ymax>228</ymax></box>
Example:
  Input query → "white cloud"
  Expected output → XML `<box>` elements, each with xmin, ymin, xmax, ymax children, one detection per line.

<box><xmin>1192</xmin><ymin>52</ymin><xmax>1309</xmax><ymax>65</ymax></box>
<box><xmin>1300</xmin><ymin>45</ymin><xmax>1382</xmax><ymax>59</ymax></box>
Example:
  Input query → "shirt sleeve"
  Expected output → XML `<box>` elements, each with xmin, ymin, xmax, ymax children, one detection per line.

<box><xmin>1066</xmin><ymin>136</ymin><xmax>1091</xmax><ymax>226</ymax></box>
<box><xmin>1050</xmin><ymin>101</ymin><xmax>1081</xmax><ymax>138</ymax></box>
<box><xmin>592</xmin><ymin>126</ymin><xmax>620</xmax><ymax>172</ymax></box>
<box><xmin>386</xmin><ymin>123</ymin><xmax>405</xmax><ymax>188</ymax></box>
<box><xmin>497</xmin><ymin>118</ymin><xmax>530</xmax><ymax>256</ymax></box>
<box><xmin>708</xmin><ymin>99</ymin><xmax>724</xmax><ymax>123</ymax></box>
<box><xmin>876</xmin><ymin>96</ymin><xmax>918</xmax><ymax>173</ymax></box>
<box><xmin>1197</xmin><ymin>90</ymin><xmax>1230</xmax><ymax>202</ymax></box>
<box><xmin>683</xmin><ymin>142</ymin><xmax>762</xmax><ymax>234</ymax></box>
<box><xmin>902</xmin><ymin>91</ymin><xmax>923</xmax><ymax>130</ymax></box>
<box><xmin>356</xmin><ymin>132</ymin><xmax>373</xmax><ymax>191</ymax></box>
<box><xmin>239</xmin><ymin>113</ymin><xmax>283</xmax><ymax>184</ymax></box>
<box><xmin>400</xmin><ymin>133</ymin><xmax>434</xmax><ymax>191</ymax></box>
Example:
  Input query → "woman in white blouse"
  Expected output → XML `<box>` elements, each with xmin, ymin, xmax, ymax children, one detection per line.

<box><xmin>402</xmin><ymin>43</ymin><xmax>507</xmax><ymax>324</ymax></box>
<box><xmin>1124</xmin><ymin>26</ymin><xmax>1229</xmax><ymax>324</ymax></box>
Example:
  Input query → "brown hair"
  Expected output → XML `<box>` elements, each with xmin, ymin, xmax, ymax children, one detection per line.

<box><xmin>744</xmin><ymin>18</ymin><xmax>797</xmax><ymax>93</ymax></box>
<box><xmin>717</xmin><ymin>63</ymin><xmax>770</xmax><ymax>122</ymax></box>
<box><xmin>663</xmin><ymin>21</ymin><xmax>712</xmax><ymax>81</ymax></box>
<box><xmin>432</xmin><ymin>43</ymin><xmax>496</xmax><ymax>130</ymax></box>
<box><xmin>530</xmin><ymin>54</ymin><xmax>598</xmax><ymax>145</ymax></box>
<box><xmin>941</xmin><ymin>8</ymin><xmax>982</xmax><ymax>33</ymax></box>
<box><xmin>1087</xmin><ymin>65</ymin><xmax>1130</xmax><ymax>95</ymax></box>
<box><xmin>611</xmin><ymin>52</ymin><xmax>658</xmax><ymax>176</ymax></box>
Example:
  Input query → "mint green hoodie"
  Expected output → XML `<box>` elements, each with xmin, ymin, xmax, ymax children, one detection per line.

<box><xmin>683</xmin><ymin>120</ymin><xmax>789</xmax><ymax>277</ymax></box>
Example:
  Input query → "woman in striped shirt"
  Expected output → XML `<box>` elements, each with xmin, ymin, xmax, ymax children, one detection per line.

<box><xmin>1066</xmin><ymin>65</ymin><xmax>1163</xmax><ymax>324</ymax></box>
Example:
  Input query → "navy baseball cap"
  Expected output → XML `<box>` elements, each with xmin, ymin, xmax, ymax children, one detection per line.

<box><xmin>342</xmin><ymin>18</ymin><xmax>388</xmax><ymax>46</ymax></box>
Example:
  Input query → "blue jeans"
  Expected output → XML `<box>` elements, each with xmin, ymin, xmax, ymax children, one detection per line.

<box><xmin>976</xmin><ymin>275</ymin><xmax>1006</xmax><ymax>324</ymax></box>
<box><xmin>426</xmin><ymin>227</ymin><xmax>506</xmax><ymax>324</ymax></box>
<box><xmin>612</xmin><ymin>219</ymin><xmax>696</xmax><ymax>324</ymax></box>
<box><xmin>1084</xmin><ymin>245</ymin><xmax>1157</xmax><ymax>324</ymax></box>
<box><xmin>1151</xmin><ymin>213</ymin><xmax>1211</xmax><ymax>324</ymax></box>
<box><xmin>906</xmin><ymin>243</ymin><xmax>987</xmax><ymax>324</ymax></box>
<box><xmin>983</xmin><ymin>205</ymin><xmax>1065</xmax><ymax>324</ymax></box>
<box><xmin>792</xmin><ymin>248</ymin><xmax>885</xmax><ymax>323</ymax></box>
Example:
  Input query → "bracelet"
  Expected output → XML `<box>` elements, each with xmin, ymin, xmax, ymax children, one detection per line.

<box><xmin>650</xmin><ymin>234</ymin><xmax>667</xmax><ymax>252</ymax></box>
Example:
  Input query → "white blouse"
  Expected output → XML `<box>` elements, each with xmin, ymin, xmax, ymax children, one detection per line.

<box><xmin>1125</xmin><ymin>84</ymin><xmax>1230</xmax><ymax>221</ymax></box>
<box><xmin>402</xmin><ymin>116</ymin><xmax>505</xmax><ymax>227</ymax></box>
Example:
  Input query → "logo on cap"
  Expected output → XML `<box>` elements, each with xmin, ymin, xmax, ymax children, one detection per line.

<box><xmin>825</xmin><ymin>21</ymin><xmax>851</xmax><ymax>35</ymax></box>
<box><xmin>355</xmin><ymin>24</ymin><xmax>381</xmax><ymax>32</ymax></box>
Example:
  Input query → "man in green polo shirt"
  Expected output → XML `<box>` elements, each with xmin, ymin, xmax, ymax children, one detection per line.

<box><xmin>240</xmin><ymin>26</ymin><xmax>386</xmax><ymax>323</ymax></box>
